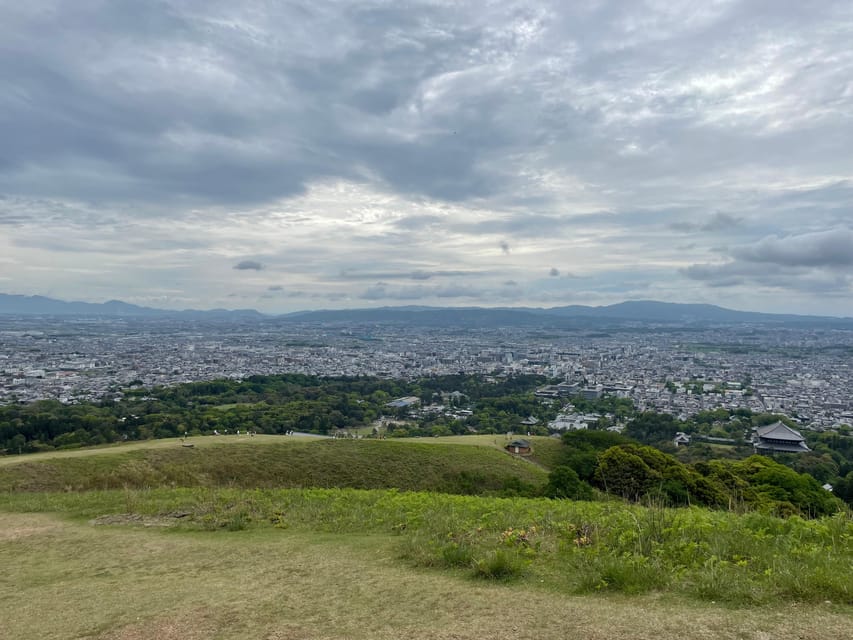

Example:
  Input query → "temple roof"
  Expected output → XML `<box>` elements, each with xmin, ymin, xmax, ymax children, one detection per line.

<box><xmin>755</xmin><ymin>421</ymin><xmax>805</xmax><ymax>442</ymax></box>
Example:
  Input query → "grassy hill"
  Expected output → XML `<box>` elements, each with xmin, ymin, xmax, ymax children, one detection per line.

<box><xmin>1</xmin><ymin>434</ymin><xmax>851</xmax><ymax>638</ymax></box>
<box><xmin>0</xmin><ymin>435</ymin><xmax>548</xmax><ymax>495</ymax></box>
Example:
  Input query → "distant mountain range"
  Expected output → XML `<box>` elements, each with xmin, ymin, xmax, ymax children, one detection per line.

<box><xmin>2</xmin><ymin>293</ymin><xmax>851</xmax><ymax>328</ymax></box>
<box><xmin>0</xmin><ymin>294</ymin><xmax>263</xmax><ymax>320</ymax></box>
<box><xmin>280</xmin><ymin>300</ymin><xmax>853</xmax><ymax>328</ymax></box>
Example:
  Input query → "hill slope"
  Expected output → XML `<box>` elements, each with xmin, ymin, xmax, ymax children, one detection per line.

<box><xmin>0</xmin><ymin>437</ymin><xmax>547</xmax><ymax>494</ymax></box>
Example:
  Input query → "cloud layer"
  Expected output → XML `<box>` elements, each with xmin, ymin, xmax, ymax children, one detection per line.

<box><xmin>1</xmin><ymin>1</ymin><xmax>852</xmax><ymax>314</ymax></box>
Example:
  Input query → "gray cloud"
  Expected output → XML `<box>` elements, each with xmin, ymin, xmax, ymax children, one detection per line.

<box><xmin>549</xmin><ymin>267</ymin><xmax>560</xmax><ymax>277</ymax></box>
<box><xmin>233</xmin><ymin>260</ymin><xmax>264</xmax><ymax>271</ymax></box>
<box><xmin>267</xmin><ymin>285</ymin><xmax>283</xmax><ymax>291</ymax></box>
<box><xmin>4</xmin><ymin>2</ymin><xmax>852</xmax><ymax>213</ymax></box>
<box><xmin>702</xmin><ymin>213</ymin><xmax>741</xmax><ymax>232</ymax></box>
<box><xmin>499</xmin><ymin>241</ymin><xmax>511</xmax><ymax>255</ymax></box>
<box><xmin>670</xmin><ymin>212</ymin><xmax>742</xmax><ymax>233</ymax></box>
<box><xmin>682</xmin><ymin>229</ymin><xmax>853</xmax><ymax>293</ymax></box>
<box><xmin>731</xmin><ymin>228</ymin><xmax>853</xmax><ymax>267</ymax></box>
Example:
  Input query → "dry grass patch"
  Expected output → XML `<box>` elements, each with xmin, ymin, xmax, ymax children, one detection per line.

<box><xmin>0</xmin><ymin>512</ymin><xmax>61</xmax><ymax>541</ymax></box>
<box><xmin>96</xmin><ymin>608</ymin><xmax>220</xmax><ymax>640</ymax></box>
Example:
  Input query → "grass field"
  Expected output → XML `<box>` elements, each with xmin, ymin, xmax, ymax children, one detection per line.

<box><xmin>0</xmin><ymin>433</ymin><xmax>561</xmax><ymax>469</ymax></box>
<box><xmin>0</xmin><ymin>436</ymin><xmax>547</xmax><ymax>495</ymax></box>
<box><xmin>0</xmin><ymin>434</ymin><xmax>307</xmax><ymax>468</ymax></box>
<box><xmin>1</xmin><ymin>490</ymin><xmax>851</xmax><ymax>640</ymax></box>
<box><xmin>1</xmin><ymin>436</ymin><xmax>851</xmax><ymax>639</ymax></box>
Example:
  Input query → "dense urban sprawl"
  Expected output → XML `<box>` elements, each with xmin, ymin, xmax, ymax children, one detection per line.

<box><xmin>2</xmin><ymin>315</ymin><xmax>852</xmax><ymax>431</ymax></box>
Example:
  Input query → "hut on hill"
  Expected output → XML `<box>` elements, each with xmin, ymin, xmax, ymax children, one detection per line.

<box><xmin>505</xmin><ymin>439</ymin><xmax>532</xmax><ymax>455</ymax></box>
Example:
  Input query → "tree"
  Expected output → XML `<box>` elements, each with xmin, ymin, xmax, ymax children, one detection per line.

<box><xmin>545</xmin><ymin>466</ymin><xmax>593</xmax><ymax>500</ymax></box>
<box><xmin>626</xmin><ymin>412</ymin><xmax>679</xmax><ymax>444</ymax></box>
<box><xmin>833</xmin><ymin>471</ymin><xmax>853</xmax><ymax>505</ymax></box>
<box><xmin>594</xmin><ymin>447</ymin><xmax>660</xmax><ymax>500</ymax></box>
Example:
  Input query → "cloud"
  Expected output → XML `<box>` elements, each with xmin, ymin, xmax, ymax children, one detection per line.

<box><xmin>701</xmin><ymin>212</ymin><xmax>741</xmax><ymax>232</ymax></box>
<box><xmin>233</xmin><ymin>260</ymin><xmax>264</xmax><ymax>271</ymax></box>
<box><xmin>681</xmin><ymin>229</ymin><xmax>853</xmax><ymax>294</ymax></box>
<box><xmin>267</xmin><ymin>285</ymin><xmax>283</xmax><ymax>291</ymax></box>
<box><xmin>499</xmin><ymin>241</ymin><xmax>511</xmax><ymax>255</ymax></box>
<box><xmin>731</xmin><ymin>228</ymin><xmax>853</xmax><ymax>267</ymax></box>
<box><xmin>549</xmin><ymin>267</ymin><xmax>560</xmax><ymax>277</ymax></box>
<box><xmin>669</xmin><ymin>212</ymin><xmax>742</xmax><ymax>233</ymax></box>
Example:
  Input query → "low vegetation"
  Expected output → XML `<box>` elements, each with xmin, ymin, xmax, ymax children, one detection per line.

<box><xmin>3</xmin><ymin>487</ymin><xmax>851</xmax><ymax>606</ymax></box>
<box><xmin>6</xmin><ymin>511</ymin><xmax>852</xmax><ymax>640</ymax></box>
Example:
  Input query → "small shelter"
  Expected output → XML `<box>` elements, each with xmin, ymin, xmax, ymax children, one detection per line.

<box><xmin>505</xmin><ymin>439</ymin><xmax>532</xmax><ymax>455</ymax></box>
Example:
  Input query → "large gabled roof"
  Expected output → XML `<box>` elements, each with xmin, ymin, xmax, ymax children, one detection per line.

<box><xmin>755</xmin><ymin>421</ymin><xmax>805</xmax><ymax>442</ymax></box>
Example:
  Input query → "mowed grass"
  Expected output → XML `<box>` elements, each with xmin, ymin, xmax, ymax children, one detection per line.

<box><xmin>4</xmin><ymin>487</ymin><xmax>852</xmax><ymax>608</ymax></box>
<box><xmin>425</xmin><ymin>434</ymin><xmax>566</xmax><ymax>469</ymax></box>
<box><xmin>0</xmin><ymin>434</ymin><xmax>306</xmax><ymax>468</ymax></box>
<box><xmin>1</xmin><ymin>501</ymin><xmax>852</xmax><ymax>640</ymax></box>
<box><xmin>0</xmin><ymin>437</ymin><xmax>547</xmax><ymax>495</ymax></box>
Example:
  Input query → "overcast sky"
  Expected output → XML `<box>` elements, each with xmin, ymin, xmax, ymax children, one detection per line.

<box><xmin>2</xmin><ymin>0</ymin><xmax>852</xmax><ymax>315</ymax></box>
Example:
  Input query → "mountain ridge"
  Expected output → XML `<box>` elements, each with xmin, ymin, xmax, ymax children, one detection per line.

<box><xmin>0</xmin><ymin>294</ymin><xmax>264</xmax><ymax>319</ymax></box>
<box><xmin>2</xmin><ymin>293</ymin><xmax>851</xmax><ymax>327</ymax></box>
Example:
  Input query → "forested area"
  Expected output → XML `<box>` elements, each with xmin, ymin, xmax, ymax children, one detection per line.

<box><xmin>547</xmin><ymin>430</ymin><xmax>843</xmax><ymax>516</ymax></box>
<box><xmin>0</xmin><ymin>373</ymin><xmax>547</xmax><ymax>452</ymax></box>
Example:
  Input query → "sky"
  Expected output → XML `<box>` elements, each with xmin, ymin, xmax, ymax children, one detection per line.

<box><xmin>1</xmin><ymin>0</ymin><xmax>852</xmax><ymax>316</ymax></box>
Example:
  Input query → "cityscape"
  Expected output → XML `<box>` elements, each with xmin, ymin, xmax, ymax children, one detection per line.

<box><xmin>3</xmin><ymin>313</ymin><xmax>852</xmax><ymax>433</ymax></box>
